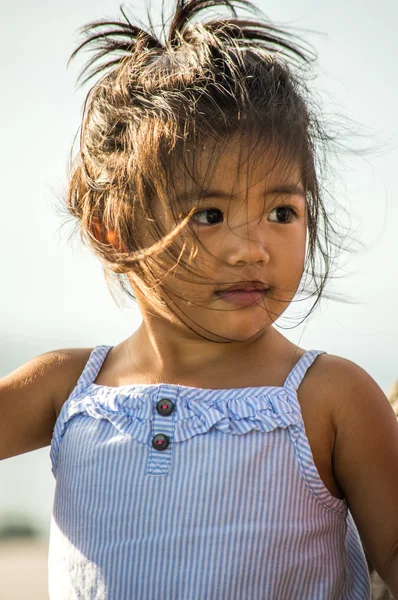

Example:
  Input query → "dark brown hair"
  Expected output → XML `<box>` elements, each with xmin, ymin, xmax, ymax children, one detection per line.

<box><xmin>65</xmin><ymin>0</ymin><xmax>352</xmax><ymax>332</ymax></box>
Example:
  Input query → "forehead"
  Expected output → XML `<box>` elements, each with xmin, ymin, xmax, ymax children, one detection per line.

<box><xmin>172</xmin><ymin>136</ymin><xmax>303</xmax><ymax>200</ymax></box>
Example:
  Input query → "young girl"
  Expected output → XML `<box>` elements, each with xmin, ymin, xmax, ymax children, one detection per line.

<box><xmin>2</xmin><ymin>0</ymin><xmax>398</xmax><ymax>598</ymax></box>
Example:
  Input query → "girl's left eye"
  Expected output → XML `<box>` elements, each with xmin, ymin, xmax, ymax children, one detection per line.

<box><xmin>190</xmin><ymin>209</ymin><xmax>224</xmax><ymax>226</ymax></box>
<box><xmin>268</xmin><ymin>205</ymin><xmax>298</xmax><ymax>223</ymax></box>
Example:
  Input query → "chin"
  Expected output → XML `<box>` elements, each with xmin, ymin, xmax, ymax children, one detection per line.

<box><xmin>171</xmin><ymin>297</ymin><xmax>277</xmax><ymax>342</ymax></box>
<box><xmin>199</xmin><ymin>311</ymin><xmax>273</xmax><ymax>343</ymax></box>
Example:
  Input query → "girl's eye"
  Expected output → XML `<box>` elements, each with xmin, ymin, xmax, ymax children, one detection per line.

<box><xmin>268</xmin><ymin>205</ymin><xmax>298</xmax><ymax>224</ymax></box>
<box><xmin>190</xmin><ymin>209</ymin><xmax>224</xmax><ymax>226</ymax></box>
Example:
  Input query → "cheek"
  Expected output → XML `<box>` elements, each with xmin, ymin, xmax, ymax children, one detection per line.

<box><xmin>278</xmin><ymin>229</ymin><xmax>306</xmax><ymax>276</ymax></box>
<box><xmin>294</xmin><ymin>234</ymin><xmax>307</xmax><ymax>268</ymax></box>
<box><xmin>177</xmin><ymin>234</ymin><xmax>217</xmax><ymax>271</ymax></box>
<box><xmin>297</xmin><ymin>230</ymin><xmax>307</xmax><ymax>262</ymax></box>
<box><xmin>295</xmin><ymin>234</ymin><xmax>307</xmax><ymax>279</ymax></box>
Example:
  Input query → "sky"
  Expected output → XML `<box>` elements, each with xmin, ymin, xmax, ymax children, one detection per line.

<box><xmin>0</xmin><ymin>0</ymin><xmax>397</xmax><ymax>534</ymax></box>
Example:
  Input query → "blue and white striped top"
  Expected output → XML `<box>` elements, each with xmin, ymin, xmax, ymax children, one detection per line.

<box><xmin>49</xmin><ymin>345</ymin><xmax>371</xmax><ymax>599</ymax></box>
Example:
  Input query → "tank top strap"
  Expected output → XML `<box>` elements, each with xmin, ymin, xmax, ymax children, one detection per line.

<box><xmin>283</xmin><ymin>349</ymin><xmax>326</xmax><ymax>394</ymax></box>
<box><xmin>69</xmin><ymin>345</ymin><xmax>113</xmax><ymax>401</ymax></box>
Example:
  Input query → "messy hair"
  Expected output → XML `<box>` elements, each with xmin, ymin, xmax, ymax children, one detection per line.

<box><xmin>65</xmin><ymin>0</ymin><xmax>350</xmax><ymax>334</ymax></box>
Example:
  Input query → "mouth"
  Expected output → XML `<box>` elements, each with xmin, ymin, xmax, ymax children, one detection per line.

<box><xmin>215</xmin><ymin>282</ymin><xmax>269</xmax><ymax>307</ymax></box>
<box><xmin>215</xmin><ymin>281</ymin><xmax>268</xmax><ymax>295</ymax></box>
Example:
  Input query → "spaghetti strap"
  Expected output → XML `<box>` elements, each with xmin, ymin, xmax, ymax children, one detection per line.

<box><xmin>68</xmin><ymin>345</ymin><xmax>113</xmax><ymax>401</ymax></box>
<box><xmin>50</xmin><ymin>345</ymin><xmax>112</xmax><ymax>477</ymax></box>
<box><xmin>283</xmin><ymin>349</ymin><xmax>326</xmax><ymax>393</ymax></box>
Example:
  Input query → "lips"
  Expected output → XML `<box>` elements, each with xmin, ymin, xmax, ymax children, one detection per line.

<box><xmin>214</xmin><ymin>283</ymin><xmax>268</xmax><ymax>307</ymax></box>
<box><xmin>215</xmin><ymin>282</ymin><xmax>267</xmax><ymax>295</ymax></box>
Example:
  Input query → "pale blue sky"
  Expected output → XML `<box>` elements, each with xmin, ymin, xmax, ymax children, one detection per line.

<box><xmin>1</xmin><ymin>0</ymin><xmax>397</xmax><ymax>533</ymax></box>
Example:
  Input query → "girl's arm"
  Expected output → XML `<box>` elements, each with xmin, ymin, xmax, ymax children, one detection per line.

<box><xmin>324</xmin><ymin>356</ymin><xmax>398</xmax><ymax>596</ymax></box>
<box><xmin>0</xmin><ymin>349</ymin><xmax>92</xmax><ymax>460</ymax></box>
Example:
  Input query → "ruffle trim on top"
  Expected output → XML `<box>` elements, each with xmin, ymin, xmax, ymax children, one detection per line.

<box><xmin>50</xmin><ymin>383</ymin><xmax>302</xmax><ymax>473</ymax></box>
<box><xmin>50</xmin><ymin>345</ymin><xmax>326</xmax><ymax>476</ymax></box>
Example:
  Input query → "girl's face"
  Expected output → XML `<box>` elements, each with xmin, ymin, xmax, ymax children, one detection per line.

<box><xmin>133</xmin><ymin>140</ymin><xmax>308</xmax><ymax>343</ymax></box>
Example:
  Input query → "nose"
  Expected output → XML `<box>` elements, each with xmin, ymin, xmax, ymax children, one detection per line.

<box><xmin>222</xmin><ymin>225</ymin><xmax>271</xmax><ymax>267</ymax></box>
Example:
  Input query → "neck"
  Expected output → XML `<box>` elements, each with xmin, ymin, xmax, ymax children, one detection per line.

<box><xmin>128</xmin><ymin>315</ymin><xmax>283</xmax><ymax>381</ymax></box>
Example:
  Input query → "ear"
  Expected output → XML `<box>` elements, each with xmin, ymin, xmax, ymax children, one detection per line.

<box><xmin>91</xmin><ymin>219</ymin><xmax>128</xmax><ymax>252</ymax></box>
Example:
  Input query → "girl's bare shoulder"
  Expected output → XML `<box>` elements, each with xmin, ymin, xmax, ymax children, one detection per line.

<box><xmin>298</xmin><ymin>352</ymin><xmax>391</xmax><ymax>433</ymax></box>
<box><xmin>295</xmin><ymin>352</ymin><xmax>389</xmax><ymax>501</ymax></box>
<box><xmin>0</xmin><ymin>348</ymin><xmax>94</xmax><ymax>460</ymax></box>
<box><xmin>47</xmin><ymin>348</ymin><xmax>95</xmax><ymax>417</ymax></box>
<box><xmin>299</xmin><ymin>352</ymin><xmax>382</xmax><ymax>405</ymax></box>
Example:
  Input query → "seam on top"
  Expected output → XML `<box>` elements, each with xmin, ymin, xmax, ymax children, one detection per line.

<box><xmin>50</xmin><ymin>345</ymin><xmax>112</xmax><ymax>477</ymax></box>
<box><xmin>289</xmin><ymin>426</ymin><xmax>347</xmax><ymax>518</ymax></box>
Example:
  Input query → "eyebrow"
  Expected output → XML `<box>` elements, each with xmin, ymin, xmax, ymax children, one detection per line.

<box><xmin>176</xmin><ymin>184</ymin><xmax>306</xmax><ymax>204</ymax></box>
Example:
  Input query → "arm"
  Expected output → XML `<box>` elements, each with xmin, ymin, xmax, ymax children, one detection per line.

<box><xmin>327</xmin><ymin>357</ymin><xmax>398</xmax><ymax>597</ymax></box>
<box><xmin>0</xmin><ymin>348</ymin><xmax>92</xmax><ymax>460</ymax></box>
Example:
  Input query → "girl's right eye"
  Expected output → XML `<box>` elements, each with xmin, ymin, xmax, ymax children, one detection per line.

<box><xmin>190</xmin><ymin>209</ymin><xmax>224</xmax><ymax>226</ymax></box>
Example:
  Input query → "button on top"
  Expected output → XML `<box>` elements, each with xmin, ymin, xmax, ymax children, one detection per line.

<box><xmin>156</xmin><ymin>398</ymin><xmax>174</xmax><ymax>416</ymax></box>
<box><xmin>152</xmin><ymin>434</ymin><xmax>169</xmax><ymax>451</ymax></box>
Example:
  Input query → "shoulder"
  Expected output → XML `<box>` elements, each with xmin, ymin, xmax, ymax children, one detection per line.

<box><xmin>300</xmin><ymin>352</ymin><xmax>383</xmax><ymax>410</ymax></box>
<box><xmin>4</xmin><ymin>347</ymin><xmax>94</xmax><ymax>389</ymax></box>
<box><xmin>298</xmin><ymin>352</ymin><xmax>392</xmax><ymax>447</ymax></box>
<box><xmin>39</xmin><ymin>348</ymin><xmax>95</xmax><ymax>417</ymax></box>
<box><xmin>310</xmin><ymin>352</ymin><xmax>396</xmax><ymax>450</ymax></box>
<box><xmin>34</xmin><ymin>347</ymin><xmax>94</xmax><ymax>380</ymax></box>
<box><xmin>0</xmin><ymin>347</ymin><xmax>94</xmax><ymax>459</ymax></box>
<box><xmin>42</xmin><ymin>347</ymin><xmax>94</xmax><ymax>368</ymax></box>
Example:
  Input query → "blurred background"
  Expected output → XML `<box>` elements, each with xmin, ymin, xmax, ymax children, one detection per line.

<box><xmin>1</xmin><ymin>0</ymin><xmax>397</xmax><ymax>597</ymax></box>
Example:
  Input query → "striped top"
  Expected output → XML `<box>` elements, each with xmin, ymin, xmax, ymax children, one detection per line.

<box><xmin>48</xmin><ymin>345</ymin><xmax>371</xmax><ymax>599</ymax></box>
